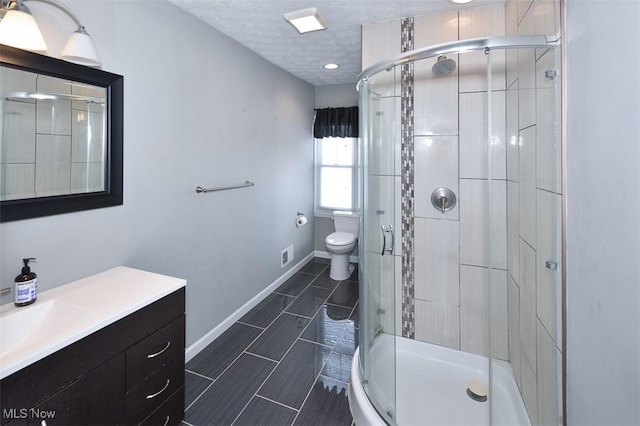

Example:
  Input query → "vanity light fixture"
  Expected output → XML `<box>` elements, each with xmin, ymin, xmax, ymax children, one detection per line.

<box><xmin>324</xmin><ymin>63</ymin><xmax>339</xmax><ymax>70</ymax></box>
<box><xmin>0</xmin><ymin>0</ymin><xmax>101</xmax><ymax>67</ymax></box>
<box><xmin>284</xmin><ymin>7</ymin><xmax>328</xmax><ymax>34</ymax></box>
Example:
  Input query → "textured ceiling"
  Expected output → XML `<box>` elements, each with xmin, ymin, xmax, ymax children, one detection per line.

<box><xmin>168</xmin><ymin>0</ymin><xmax>501</xmax><ymax>87</ymax></box>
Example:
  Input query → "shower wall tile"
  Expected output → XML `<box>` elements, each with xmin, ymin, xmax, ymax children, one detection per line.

<box><xmin>533</xmin><ymin>0</ymin><xmax>561</xmax><ymax>60</ymax></box>
<box><xmin>35</xmin><ymin>134</ymin><xmax>71</xmax><ymax>197</ymax></box>
<box><xmin>537</xmin><ymin>320</ymin><xmax>562</xmax><ymax>426</ymax></box>
<box><xmin>72</xmin><ymin>110</ymin><xmax>105</xmax><ymax>163</ymax></box>
<box><xmin>3</xmin><ymin>101</ymin><xmax>36</xmax><ymax>163</ymax></box>
<box><xmin>415</xmin><ymin>218</ymin><xmax>460</xmax><ymax>306</ymax></box>
<box><xmin>506</xmin><ymin>0</ymin><xmax>519</xmax><ymax>86</ymax></box>
<box><xmin>519</xmin><ymin>238</ymin><xmax>537</xmax><ymax>376</ymax></box>
<box><xmin>414</xmin><ymin>299</ymin><xmax>460</xmax><ymax>350</ymax></box>
<box><xmin>459</xmin><ymin>91</ymin><xmax>506</xmax><ymax>180</ymax></box>
<box><xmin>460</xmin><ymin>179</ymin><xmax>507</xmax><ymax>269</ymax></box>
<box><xmin>71</xmin><ymin>163</ymin><xmax>105</xmax><ymax>193</ymax></box>
<box><xmin>507</xmin><ymin>181</ymin><xmax>520</xmax><ymax>282</ymax></box>
<box><xmin>0</xmin><ymin>164</ymin><xmax>35</xmax><ymax>200</ymax></box>
<box><xmin>460</xmin><ymin>265</ymin><xmax>489</xmax><ymax>356</ymax></box>
<box><xmin>368</xmin><ymin>96</ymin><xmax>401</xmax><ymax>177</ymax></box>
<box><xmin>0</xmin><ymin>66</ymin><xmax>36</xmax><ymax>94</ymax></box>
<box><xmin>362</xmin><ymin>20</ymin><xmax>400</xmax><ymax>97</ymax></box>
<box><xmin>365</xmin><ymin>243</ymin><xmax>402</xmax><ymax>336</ymax></box>
<box><xmin>518</xmin><ymin>11</ymin><xmax>537</xmax><ymax>130</ymax></box>
<box><xmin>506</xmin><ymin>85</ymin><xmax>519</xmax><ymax>182</ymax></box>
<box><xmin>517</xmin><ymin>0</ymin><xmax>535</xmax><ymax>26</ymax></box>
<box><xmin>508</xmin><ymin>274</ymin><xmax>522</xmax><ymax>390</ymax></box>
<box><xmin>519</xmin><ymin>125</ymin><xmax>537</xmax><ymax>248</ymax></box>
<box><xmin>36</xmin><ymin>99</ymin><xmax>72</xmax><ymax>136</ymax></box>
<box><xmin>536</xmin><ymin>49</ymin><xmax>562</xmax><ymax>194</ymax></box>
<box><xmin>520</xmin><ymin>350</ymin><xmax>539</xmax><ymax>425</ymax></box>
<box><xmin>414</xmin><ymin>59</ymin><xmax>459</xmax><ymax>137</ymax></box>
<box><xmin>36</xmin><ymin>74</ymin><xmax>72</xmax><ymax>95</ymax></box>
<box><xmin>460</xmin><ymin>266</ymin><xmax>508</xmax><ymax>359</ymax></box>
<box><xmin>414</xmin><ymin>11</ymin><xmax>458</xmax><ymax>48</ymax></box>
<box><xmin>458</xmin><ymin>5</ymin><xmax>506</xmax><ymax>93</ymax></box>
<box><xmin>414</xmin><ymin>136</ymin><xmax>459</xmax><ymax>220</ymax></box>
<box><xmin>536</xmin><ymin>189</ymin><xmax>562</xmax><ymax>348</ymax></box>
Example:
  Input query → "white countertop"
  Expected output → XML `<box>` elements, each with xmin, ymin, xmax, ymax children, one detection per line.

<box><xmin>0</xmin><ymin>267</ymin><xmax>186</xmax><ymax>380</ymax></box>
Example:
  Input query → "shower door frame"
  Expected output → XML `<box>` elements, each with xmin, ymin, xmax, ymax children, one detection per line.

<box><xmin>356</xmin><ymin>34</ymin><xmax>563</xmax><ymax>425</ymax></box>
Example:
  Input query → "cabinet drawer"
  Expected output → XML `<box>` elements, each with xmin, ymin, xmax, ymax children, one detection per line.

<box><xmin>126</xmin><ymin>355</ymin><xmax>184</xmax><ymax>425</ymax></box>
<box><xmin>140</xmin><ymin>386</ymin><xmax>184</xmax><ymax>426</ymax></box>
<box><xmin>126</xmin><ymin>315</ymin><xmax>185</xmax><ymax>391</ymax></box>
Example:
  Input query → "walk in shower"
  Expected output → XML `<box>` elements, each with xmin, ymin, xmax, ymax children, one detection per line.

<box><xmin>350</xmin><ymin>32</ymin><xmax>563</xmax><ymax>426</ymax></box>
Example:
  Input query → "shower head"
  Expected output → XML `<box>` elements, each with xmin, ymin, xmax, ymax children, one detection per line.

<box><xmin>432</xmin><ymin>55</ymin><xmax>456</xmax><ymax>77</ymax></box>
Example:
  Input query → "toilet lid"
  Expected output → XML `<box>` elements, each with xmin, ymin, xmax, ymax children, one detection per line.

<box><xmin>326</xmin><ymin>232</ymin><xmax>356</xmax><ymax>246</ymax></box>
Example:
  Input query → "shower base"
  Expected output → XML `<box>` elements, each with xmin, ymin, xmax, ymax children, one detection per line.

<box><xmin>349</xmin><ymin>334</ymin><xmax>530</xmax><ymax>425</ymax></box>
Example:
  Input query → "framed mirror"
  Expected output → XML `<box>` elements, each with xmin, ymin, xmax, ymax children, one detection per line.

<box><xmin>0</xmin><ymin>45</ymin><xmax>123</xmax><ymax>222</ymax></box>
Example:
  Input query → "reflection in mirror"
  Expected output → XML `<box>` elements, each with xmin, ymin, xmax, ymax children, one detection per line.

<box><xmin>1</xmin><ymin>67</ymin><xmax>107</xmax><ymax>201</ymax></box>
<box><xmin>0</xmin><ymin>45</ymin><xmax>123</xmax><ymax>223</ymax></box>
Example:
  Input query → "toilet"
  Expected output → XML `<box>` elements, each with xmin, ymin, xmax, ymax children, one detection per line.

<box><xmin>325</xmin><ymin>210</ymin><xmax>360</xmax><ymax>280</ymax></box>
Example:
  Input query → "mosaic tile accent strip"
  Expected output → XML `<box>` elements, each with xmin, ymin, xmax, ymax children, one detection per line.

<box><xmin>400</xmin><ymin>17</ymin><xmax>415</xmax><ymax>339</ymax></box>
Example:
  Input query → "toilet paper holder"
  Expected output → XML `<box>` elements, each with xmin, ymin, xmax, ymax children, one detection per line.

<box><xmin>296</xmin><ymin>212</ymin><xmax>308</xmax><ymax>228</ymax></box>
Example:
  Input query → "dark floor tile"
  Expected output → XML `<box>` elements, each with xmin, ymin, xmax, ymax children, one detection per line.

<box><xmin>184</xmin><ymin>371</ymin><xmax>214</xmax><ymax>408</ymax></box>
<box><xmin>334</xmin><ymin>324</ymin><xmax>358</xmax><ymax>356</ymax></box>
<box><xmin>286</xmin><ymin>285</ymin><xmax>333</xmax><ymax>318</ymax></box>
<box><xmin>294</xmin><ymin>375</ymin><xmax>353</xmax><ymax>426</ymax></box>
<box><xmin>349</xmin><ymin>301</ymin><xmax>359</xmax><ymax>325</ymax></box>
<box><xmin>185</xmin><ymin>353</ymin><xmax>276</xmax><ymax>426</ymax></box>
<box><xmin>239</xmin><ymin>293</ymin><xmax>296</xmax><ymax>328</ymax></box>
<box><xmin>327</xmin><ymin>280</ymin><xmax>359</xmax><ymax>309</ymax></box>
<box><xmin>300</xmin><ymin>305</ymin><xmax>351</xmax><ymax>347</ymax></box>
<box><xmin>258</xmin><ymin>340</ymin><xmax>332</xmax><ymax>409</ymax></box>
<box><xmin>299</xmin><ymin>257</ymin><xmax>330</xmax><ymax>275</ymax></box>
<box><xmin>309</xmin><ymin>269</ymin><xmax>341</xmax><ymax>290</ymax></box>
<box><xmin>185</xmin><ymin>322</ymin><xmax>262</xmax><ymax>380</ymax></box>
<box><xmin>233</xmin><ymin>396</ymin><xmax>297</xmax><ymax>426</ymax></box>
<box><xmin>247</xmin><ymin>313</ymin><xmax>310</xmax><ymax>361</ymax></box>
<box><xmin>275</xmin><ymin>272</ymin><xmax>316</xmax><ymax>297</ymax></box>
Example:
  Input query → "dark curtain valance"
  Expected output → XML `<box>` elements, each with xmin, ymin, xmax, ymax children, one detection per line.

<box><xmin>313</xmin><ymin>107</ymin><xmax>359</xmax><ymax>138</ymax></box>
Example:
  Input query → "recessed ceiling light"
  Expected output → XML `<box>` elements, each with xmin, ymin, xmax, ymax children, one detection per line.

<box><xmin>324</xmin><ymin>63</ymin><xmax>339</xmax><ymax>70</ymax></box>
<box><xmin>449</xmin><ymin>0</ymin><xmax>474</xmax><ymax>3</ymax></box>
<box><xmin>284</xmin><ymin>7</ymin><xmax>328</xmax><ymax>34</ymax></box>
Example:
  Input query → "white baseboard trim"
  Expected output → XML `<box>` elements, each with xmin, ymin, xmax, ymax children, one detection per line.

<box><xmin>185</xmin><ymin>251</ymin><xmax>316</xmax><ymax>362</ymax></box>
<box><xmin>314</xmin><ymin>250</ymin><xmax>359</xmax><ymax>264</ymax></box>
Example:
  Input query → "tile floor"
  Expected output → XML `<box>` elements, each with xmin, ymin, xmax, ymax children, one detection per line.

<box><xmin>183</xmin><ymin>258</ymin><xmax>359</xmax><ymax>426</ymax></box>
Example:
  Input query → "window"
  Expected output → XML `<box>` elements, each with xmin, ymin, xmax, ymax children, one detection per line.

<box><xmin>314</xmin><ymin>136</ymin><xmax>358</xmax><ymax>216</ymax></box>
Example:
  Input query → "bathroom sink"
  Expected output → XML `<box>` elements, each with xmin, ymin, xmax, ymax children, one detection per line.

<box><xmin>0</xmin><ymin>299</ymin><xmax>94</xmax><ymax>356</ymax></box>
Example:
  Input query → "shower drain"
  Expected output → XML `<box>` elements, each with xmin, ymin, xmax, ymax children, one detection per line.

<box><xmin>466</xmin><ymin>379</ymin><xmax>488</xmax><ymax>403</ymax></box>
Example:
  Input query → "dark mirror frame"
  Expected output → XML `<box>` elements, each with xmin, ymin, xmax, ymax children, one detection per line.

<box><xmin>0</xmin><ymin>45</ymin><xmax>123</xmax><ymax>223</ymax></box>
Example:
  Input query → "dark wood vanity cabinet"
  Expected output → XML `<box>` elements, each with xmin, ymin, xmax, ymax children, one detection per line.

<box><xmin>0</xmin><ymin>288</ymin><xmax>185</xmax><ymax>426</ymax></box>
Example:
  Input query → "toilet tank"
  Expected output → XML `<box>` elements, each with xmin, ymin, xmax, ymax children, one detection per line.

<box><xmin>333</xmin><ymin>211</ymin><xmax>360</xmax><ymax>235</ymax></box>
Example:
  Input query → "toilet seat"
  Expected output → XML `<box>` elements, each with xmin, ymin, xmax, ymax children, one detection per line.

<box><xmin>326</xmin><ymin>232</ymin><xmax>356</xmax><ymax>246</ymax></box>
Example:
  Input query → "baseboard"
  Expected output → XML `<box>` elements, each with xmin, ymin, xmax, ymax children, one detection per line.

<box><xmin>314</xmin><ymin>250</ymin><xmax>359</xmax><ymax>264</ymax></box>
<box><xmin>185</xmin><ymin>251</ymin><xmax>316</xmax><ymax>362</ymax></box>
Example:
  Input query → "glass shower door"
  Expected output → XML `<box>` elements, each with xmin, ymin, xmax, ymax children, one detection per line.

<box><xmin>359</xmin><ymin>69</ymin><xmax>399</xmax><ymax>425</ymax></box>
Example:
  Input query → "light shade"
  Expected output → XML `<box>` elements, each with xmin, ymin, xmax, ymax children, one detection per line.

<box><xmin>0</xmin><ymin>2</ymin><xmax>47</xmax><ymax>52</ymax></box>
<box><xmin>61</xmin><ymin>27</ymin><xmax>101</xmax><ymax>67</ymax></box>
<box><xmin>284</xmin><ymin>7</ymin><xmax>327</xmax><ymax>34</ymax></box>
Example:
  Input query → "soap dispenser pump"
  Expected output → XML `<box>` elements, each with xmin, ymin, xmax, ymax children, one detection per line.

<box><xmin>15</xmin><ymin>258</ymin><xmax>37</xmax><ymax>307</ymax></box>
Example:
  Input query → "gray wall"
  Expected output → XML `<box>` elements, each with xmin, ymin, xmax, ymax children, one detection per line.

<box><xmin>0</xmin><ymin>0</ymin><xmax>315</xmax><ymax>348</ymax></box>
<box><xmin>313</xmin><ymin>83</ymin><xmax>359</xmax><ymax>253</ymax></box>
<box><xmin>566</xmin><ymin>0</ymin><xmax>640</xmax><ymax>424</ymax></box>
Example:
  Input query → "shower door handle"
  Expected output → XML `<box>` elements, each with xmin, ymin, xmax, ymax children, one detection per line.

<box><xmin>381</xmin><ymin>225</ymin><xmax>394</xmax><ymax>256</ymax></box>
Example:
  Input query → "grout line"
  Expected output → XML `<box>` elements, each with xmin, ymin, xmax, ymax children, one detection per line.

<box><xmin>236</xmin><ymin>320</ymin><xmax>266</xmax><ymax>330</ymax></box>
<box><xmin>244</xmin><ymin>350</ymin><xmax>279</xmax><ymax>363</ymax></box>
<box><xmin>254</xmin><ymin>394</ymin><xmax>301</xmax><ymax>413</ymax></box>
<box><xmin>184</xmin><ymin>369</ymin><xmax>216</xmax><ymax>381</ymax></box>
<box><xmin>184</xmin><ymin>380</ymin><xmax>215</xmax><ymax>412</ymax></box>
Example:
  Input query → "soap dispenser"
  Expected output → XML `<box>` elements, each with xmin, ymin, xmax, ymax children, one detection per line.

<box><xmin>14</xmin><ymin>258</ymin><xmax>37</xmax><ymax>307</ymax></box>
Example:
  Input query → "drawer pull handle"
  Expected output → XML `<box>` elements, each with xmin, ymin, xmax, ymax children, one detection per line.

<box><xmin>163</xmin><ymin>415</ymin><xmax>170</xmax><ymax>426</ymax></box>
<box><xmin>146</xmin><ymin>379</ymin><xmax>170</xmax><ymax>399</ymax></box>
<box><xmin>147</xmin><ymin>341</ymin><xmax>171</xmax><ymax>359</ymax></box>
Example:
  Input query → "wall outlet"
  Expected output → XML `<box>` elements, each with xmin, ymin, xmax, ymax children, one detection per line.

<box><xmin>281</xmin><ymin>244</ymin><xmax>294</xmax><ymax>268</ymax></box>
